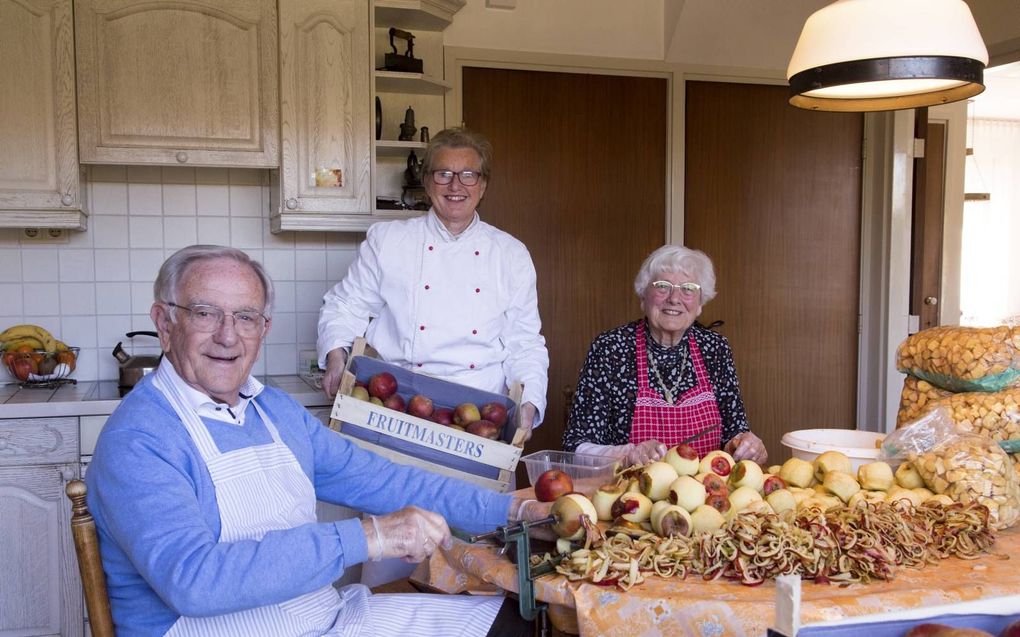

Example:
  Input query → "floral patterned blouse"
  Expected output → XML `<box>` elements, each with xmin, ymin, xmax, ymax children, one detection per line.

<box><xmin>562</xmin><ymin>320</ymin><xmax>750</xmax><ymax>451</ymax></box>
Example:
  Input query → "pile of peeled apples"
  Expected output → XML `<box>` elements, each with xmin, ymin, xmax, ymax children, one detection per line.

<box><xmin>544</xmin><ymin>443</ymin><xmax>948</xmax><ymax>541</ymax></box>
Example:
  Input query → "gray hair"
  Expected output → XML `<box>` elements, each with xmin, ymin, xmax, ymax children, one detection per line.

<box><xmin>633</xmin><ymin>244</ymin><xmax>717</xmax><ymax>304</ymax></box>
<box><xmin>421</xmin><ymin>127</ymin><xmax>493</xmax><ymax>180</ymax></box>
<box><xmin>154</xmin><ymin>245</ymin><xmax>275</xmax><ymax>317</ymax></box>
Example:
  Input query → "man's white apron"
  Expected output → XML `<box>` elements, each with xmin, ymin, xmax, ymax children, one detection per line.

<box><xmin>153</xmin><ymin>371</ymin><xmax>500</xmax><ymax>637</ymax></box>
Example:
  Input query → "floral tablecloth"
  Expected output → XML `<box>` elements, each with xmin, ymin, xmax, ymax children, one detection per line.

<box><xmin>416</xmin><ymin>518</ymin><xmax>1020</xmax><ymax>636</ymax></box>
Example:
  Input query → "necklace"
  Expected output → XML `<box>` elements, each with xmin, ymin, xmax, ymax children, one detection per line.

<box><xmin>646</xmin><ymin>336</ymin><xmax>688</xmax><ymax>404</ymax></box>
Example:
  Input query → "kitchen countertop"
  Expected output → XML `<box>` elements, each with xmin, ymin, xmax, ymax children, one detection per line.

<box><xmin>0</xmin><ymin>374</ymin><xmax>332</xmax><ymax>419</ymax></box>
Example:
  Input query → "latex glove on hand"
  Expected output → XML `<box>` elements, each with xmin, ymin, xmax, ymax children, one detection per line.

<box><xmin>510</xmin><ymin>498</ymin><xmax>557</xmax><ymax>541</ymax></box>
<box><xmin>724</xmin><ymin>432</ymin><xmax>768</xmax><ymax>465</ymax></box>
<box><xmin>623</xmin><ymin>439</ymin><xmax>668</xmax><ymax>467</ymax></box>
<box><xmin>363</xmin><ymin>506</ymin><xmax>452</xmax><ymax>563</ymax></box>
<box><xmin>321</xmin><ymin>348</ymin><xmax>348</xmax><ymax>398</ymax></box>
<box><xmin>517</xmin><ymin>402</ymin><xmax>538</xmax><ymax>443</ymax></box>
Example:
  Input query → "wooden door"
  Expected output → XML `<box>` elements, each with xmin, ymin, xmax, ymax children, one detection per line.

<box><xmin>462</xmin><ymin>67</ymin><xmax>668</xmax><ymax>478</ymax></box>
<box><xmin>910</xmin><ymin>110</ymin><xmax>947</xmax><ymax>331</ymax></box>
<box><xmin>684</xmin><ymin>81</ymin><xmax>863</xmax><ymax>463</ymax></box>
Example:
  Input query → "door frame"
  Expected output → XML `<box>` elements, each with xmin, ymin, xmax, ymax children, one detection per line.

<box><xmin>444</xmin><ymin>46</ymin><xmax>916</xmax><ymax>434</ymax></box>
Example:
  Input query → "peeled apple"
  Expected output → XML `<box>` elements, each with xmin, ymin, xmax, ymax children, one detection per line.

<box><xmin>550</xmin><ymin>493</ymin><xmax>598</xmax><ymax>540</ymax></box>
<box><xmin>638</xmin><ymin>461</ymin><xmax>679</xmax><ymax>502</ymax></box>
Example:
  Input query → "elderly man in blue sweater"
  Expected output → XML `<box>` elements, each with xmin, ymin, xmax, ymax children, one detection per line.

<box><xmin>86</xmin><ymin>245</ymin><xmax>550</xmax><ymax>637</ymax></box>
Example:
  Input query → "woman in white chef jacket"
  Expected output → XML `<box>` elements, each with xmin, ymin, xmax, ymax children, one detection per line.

<box><xmin>316</xmin><ymin>128</ymin><xmax>550</xmax><ymax>584</ymax></box>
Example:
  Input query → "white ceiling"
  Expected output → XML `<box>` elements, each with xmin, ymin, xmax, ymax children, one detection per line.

<box><xmin>974</xmin><ymin>60</ymin><xmax>1020</xmax><ymax>121</ymax></box>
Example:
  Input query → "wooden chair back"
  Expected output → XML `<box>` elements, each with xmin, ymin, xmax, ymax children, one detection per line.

<box><xmin>65</xmin><ymin>479</ymin><xmax>116</xmax><ymax>637</ymax></box>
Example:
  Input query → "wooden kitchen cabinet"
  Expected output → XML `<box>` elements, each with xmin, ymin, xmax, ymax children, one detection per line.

<box><xmin>0</xmin><ymin>0</ymin><xmax>87</xmax><ymax>230</ymax></box>
<box><xmin>271</xmin><ymin>0</ymin><xmax>373</xmax><ymax>232</ymax></box>
<box><xmin>75</xmin><ymin>0</ymin><xmax>279</xmax><ymax>168</ymax></box>
<box><xmin>0</xmin><ymin>417</ymin><xmax>83</xmax><ymax>637</ymax></box>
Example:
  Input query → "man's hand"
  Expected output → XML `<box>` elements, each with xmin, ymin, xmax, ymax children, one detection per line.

<box><xmin>321</xmin><ymin>348</ymin><xmax>348</xmax><ymax>398</ymax></box>
<box><xmin>362</xmin><ymin>506</ymin><xmax>452</xmax><ymax>563</ymax></box>
<box><xmin>510</xmin><ymin>497</ymin><xmax>557</xmax><ymax>541</ymax></box>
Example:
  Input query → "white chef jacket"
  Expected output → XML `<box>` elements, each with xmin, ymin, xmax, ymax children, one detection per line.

<box><xmin>317</xmin><ymin>210</ymin><xmax>549</xmax><ymax>424</ymax></box>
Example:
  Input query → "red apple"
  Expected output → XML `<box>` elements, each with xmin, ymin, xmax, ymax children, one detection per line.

<box><xmin>431</xmin><ymin>407</ymin><xmax>454</xmax><ymax>425</ymax></box>
<box><xmin>453</xmin><ymin>402</ymin><xmax>481</xmax><ymax>425</ymax></box>
<box><xmin>383</xmin><ymin>393</ymin><xmax>406</xmax><ymax>412</ymax></box>
<box><xmin>480</xmin><ymin>401</ymin><xmax>509</xmax><ymax>428</ymax></box>
<box><xmin>762</xmin><ymin>474</ymin><xmax>787</xmax><ymax>496</ymax></box>
<box><xmin>407</xmin><ymin>394</ymin><xmax>434</xmax><ymax>419</ymax></box>
<box><xmin>350</xmin><ymin>386</ymin><xmax>370</xmax><ymax>401</ymax></box>
<box><xmin>466</xmin><ymin>419</ymin><xmax>501</xmax><ymax>440</ymax></box>
<box><xmin>999</xmin><ymin>620</ymin><xmax>1020</xmax><ymax>637</ymax></box>
<box><xmin>534</xmin><ymin>469</ymin><xmax>574</xmax><ymax>502</ymax></box>
<box><xmin>368</xmin><ymin>372</ymin><xmax>398</xmax><ymax>400</ymax></box>
<box><xmin>904</xmin><ymin>624</ymin><xmax>994</xmax><ymax>637</ymax></box>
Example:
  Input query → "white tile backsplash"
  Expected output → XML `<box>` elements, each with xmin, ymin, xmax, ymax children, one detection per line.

<box><xmin>59</xmin><ymin>250</ymin><xmax>96</xmax><ymax>282</ymax></box>
<box><xmin>0</xmin><ymin>249</ymin><xmax>22</xmax><ymax>282</ymax></box>
<box><xmin>21</xmin><ymin>249</ymin><xmax>60</xmax><ymax>282</ymax></box>
<box><xmin>163</xmin><ymin>183</ymin><xmax>198</xmax><ymax>216</ymax></box>
<box><xmin>129</xmin><ymin>217</ymin><xmax>165</xmax><ymax>249</ymax></box>
<box><xmin>60</xmin><ymin>283</ymin><xmax>97</xmax><ymax>315</ymax></box>
<box><xmin>24</xmin><ymin>282</ymin><xmax>61</xmax><ymax>315</ymax></box>
<box><xmin>0</xmin><ymin>167</ymin><xmax>359</xmax><ymax>381</ymax></box>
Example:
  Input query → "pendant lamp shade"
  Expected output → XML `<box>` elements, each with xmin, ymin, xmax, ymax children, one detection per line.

<box><xmin>787</xmin><ymin>0</ymin><xmax>989</xmax><ymax>112</ymax></box>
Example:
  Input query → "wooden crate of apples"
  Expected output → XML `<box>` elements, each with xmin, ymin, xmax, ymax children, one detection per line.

<box><xmin>329</xmin><ymin>339</ymin><xmax>525</xmax><ymax>493</ymax></box>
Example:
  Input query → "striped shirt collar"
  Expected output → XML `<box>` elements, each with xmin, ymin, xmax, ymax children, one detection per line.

<box><xmin>156</xmin><ymin>357</ymin><xmax>264</xmax><ymax>426</ymax></box>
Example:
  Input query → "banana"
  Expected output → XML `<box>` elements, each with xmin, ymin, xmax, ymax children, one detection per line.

<box><xmin>2</xmin><ymin>336</ymin><xmax>45</xmax><ymax>351</ymax></box>
<box><xmin>0</xmin><ymin>325</ymin><xmax>58</xmax><ymax>351</ymax></box>
<box><xmin>55</xmin><ymin>340</ymin><xmax>69</xmax><ymax>352</ymax></box>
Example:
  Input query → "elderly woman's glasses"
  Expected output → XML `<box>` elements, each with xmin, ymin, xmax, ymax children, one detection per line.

<box><xmin>650</xmin><ymin>281</ymin><xmax>701</xmax><ymax>299</ymax></box>
<box><xmin>166</xmin><ymin>302</ymin><xmax>268</xmax><ymax>335</ymax></box>
<box><xmin>431</xmin><ymin>170</ymin><xmax>482</xmax><ymax>186</ymax></box>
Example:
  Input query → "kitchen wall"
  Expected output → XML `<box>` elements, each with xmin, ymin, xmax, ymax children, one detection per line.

<box><xmin>0</xmin><ymin>166</ymin><xmax>360</xmax><ymax>383</ymax></box>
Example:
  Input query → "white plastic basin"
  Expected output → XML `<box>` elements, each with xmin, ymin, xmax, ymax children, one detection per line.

<box><xmin>781</xmin><ymin>428</ymin><xmax>888</xmax><ymax>473</ymax></box>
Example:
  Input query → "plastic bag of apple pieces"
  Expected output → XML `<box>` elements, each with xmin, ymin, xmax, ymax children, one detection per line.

<box><xmin>882</xmin><ymin>407</ymin><xmax>1020</xmax><ymax>530</ymax></box>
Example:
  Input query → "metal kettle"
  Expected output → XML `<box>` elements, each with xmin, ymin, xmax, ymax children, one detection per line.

<box><xmin>112</xmin><ymin>331</ymin><xmax>162</xmax><ymax>390</ymax></box>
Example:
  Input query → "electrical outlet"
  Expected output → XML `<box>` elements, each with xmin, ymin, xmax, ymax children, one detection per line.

<box><xmin>21</xmin><ymin>228</ymin><xmax>69</xmax><ymax>244</ymax></box>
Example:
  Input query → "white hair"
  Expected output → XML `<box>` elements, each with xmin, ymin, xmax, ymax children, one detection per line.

<box><xmin>633</xmin><ymin>244</ymin><xmax>717</xmax><ymax>304</ymax></box>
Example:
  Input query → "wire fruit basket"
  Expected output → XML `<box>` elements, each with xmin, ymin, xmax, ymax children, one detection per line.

<box><xmin>3</xmin><ymin>347</ymin><xmax>80</xmax><ymax>387</ymax></box>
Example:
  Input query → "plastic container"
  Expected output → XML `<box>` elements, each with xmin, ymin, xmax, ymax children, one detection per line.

<box><xmin>781</xmin><ymin>428</ymin><xmax>888</xmax><ymax>473</ymax></box>
<box><xmin>521</xmin><ymin>450</ymin><xmax>619</xmax><ymax>497</ymax></box>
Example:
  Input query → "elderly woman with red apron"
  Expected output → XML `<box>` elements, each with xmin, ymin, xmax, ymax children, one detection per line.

<box><xmin>563</xmin><ymin>244</ymin><xmax>768</xmax><ymax>467</ymax></box>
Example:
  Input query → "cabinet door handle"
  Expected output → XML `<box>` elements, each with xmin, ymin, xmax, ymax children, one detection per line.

<box><xmin>58</xmin><ymin>465</ymin><xmax>76</xmax><ymax>482</ymax></box>
<box><xmin>61</xmin><ymin>194</ymin><xmax>74</xmax><ymax>206</ymax></box>
<box><xmin>286</xmin><ymin>198</ymin><xmax>299</xmax><ymax>210</ymax></box>
<box><xmin>176</xmin><ymin>151</ymin><xmax>189</xmax><ymax>163</ymax></box>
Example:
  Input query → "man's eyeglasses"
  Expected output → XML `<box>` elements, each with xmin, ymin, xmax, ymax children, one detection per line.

<box><xmin>430</xmin><ymin>170</ymin><xmax>483</xmax><ymax>186</ymax></box>
<box><xmin>649</xmin><ymin>281</ymin><xmax>701</xmax><ymax>299</ymax></box>
<box><xmin>166</xmin><ymin>302</ymin><xmax>269</xmax><ymax>335</ymax></box>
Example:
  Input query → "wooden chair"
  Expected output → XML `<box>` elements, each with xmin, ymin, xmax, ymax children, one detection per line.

<box><xmin>65</xmin><ymin>479</ymin><xmax>116</xmax><ymax>637</ymax></box>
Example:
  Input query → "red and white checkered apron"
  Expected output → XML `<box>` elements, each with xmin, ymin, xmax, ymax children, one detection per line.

<box><xmin>630</xmin><ymin>325</ymin><xmax>723</xmax><ymax>457</ymax></box>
